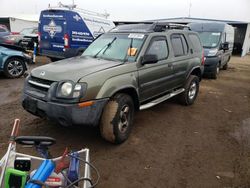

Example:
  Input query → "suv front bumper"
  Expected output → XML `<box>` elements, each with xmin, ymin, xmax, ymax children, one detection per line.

<box><xmin>22</xmin><ymin>94</ymin><xmax>108</xmax><ymax>127</ymax></box>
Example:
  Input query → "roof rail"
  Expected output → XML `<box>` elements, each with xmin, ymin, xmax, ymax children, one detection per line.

<box><xmin>151</xmin><ymin>22</ymin><xmax>191</xmax><ymax>32</ymax></box>
<box><xmin>111</xmin><ymin>22</ymin><xmax>191</xmax><ymax>33</ymax></box>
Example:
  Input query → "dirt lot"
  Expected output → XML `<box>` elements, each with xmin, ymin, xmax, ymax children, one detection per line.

<box><xmin>0</xmin><ymin>56</ymin><xmax>250</xmax><ymax>188</ymax></box>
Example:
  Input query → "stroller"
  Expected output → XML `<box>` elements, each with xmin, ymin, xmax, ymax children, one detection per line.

<box><xmin>0</xmin><ymin>119</ymin><xmax>99</xmax><ymax>188</ymax></box>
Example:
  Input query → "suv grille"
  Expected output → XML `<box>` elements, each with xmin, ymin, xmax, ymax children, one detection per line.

<box><xmin>26</xmin><ymin>76</ymin><xmax>55</xmax><ymax>100</ymax></box>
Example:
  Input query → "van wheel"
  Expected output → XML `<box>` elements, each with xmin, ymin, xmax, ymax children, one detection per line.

<box><xmin>76</xmin><ymin>50</ymin><xmax>84</xmax><ymax>56</ymax></box>
<box><xmin>4</xmin><ymin>58</ymin><xmax>25</xmax><ymax>78</ymax></box>
<box><xmin>179</xmin><ymin>75</ymin><xmax>199</xmax><ymax>105</ymax></box>
<box><xmin>100</xmin><ymin>93</ymin><xmax>134</xmax><ymax>144</ymax></box>
<box><xmin>211</xmin><ymin>63</ymin><xmax>220</xmax><ymax>79</ymax></box>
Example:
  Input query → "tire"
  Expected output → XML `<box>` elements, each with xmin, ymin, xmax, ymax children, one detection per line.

<box><xmin>4</xmin><ymin>57</ymin><xmax>25</xmax><ymax>78</ymax></box>
<box><xmin>17</xmin><ymin>40</ymin><xmax>22</xmax><ymax>47</ymax></box>
<box><xmin>179</xmin><ymin>75</ymin><xmax>199</xmax><ymax>105</ymax></box>
<box><xmin>100</xmin><ymin>93</ymin><xmax>135</xmax><ymax>144</ymax></box>
<box><xmin>76</xmin><ymin>50</ymin><xmax>84</xmax><ymax>56</ymax></box>
<box><xmin>211</xmin><ymin>63</ymin><xmax>220</xmax><ymax>79</ymax></box>
<box><xmin>222</xmin><ymin>62</ymin><xmax>228</xmax><ymax>70</ymax></box>
<box><xmin>50</xmin><ymin>57</ymin><xmax>60</xmax><ymax>62</ymax></box>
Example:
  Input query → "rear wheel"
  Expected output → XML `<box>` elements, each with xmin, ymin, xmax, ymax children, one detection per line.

<box><xmin>4</xmin><ymin>58</ymin><xmax>25</xmax><ymax>78</ymax></box>
<box><xmin>100</xmin><ymin>93</ymin><xmax>134</xmax><ymax>144</ymax></box>
<box><xmin>179</xmin><ymin>75</ymin><xmax>199</xmax><ymax>105</ymax></box>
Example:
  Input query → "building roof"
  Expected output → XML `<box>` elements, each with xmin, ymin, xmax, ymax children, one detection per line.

<box><xmin>0</xmin><ymin>14</ymin><xmax>39</xmax><ymax>22</ymax></box>
<box><xmin>146</xmin><ymin>17</ymin><xmax>249</xmax><ymax>25</ymax></box>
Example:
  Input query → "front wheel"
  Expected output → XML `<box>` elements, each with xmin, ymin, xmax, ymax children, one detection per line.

<box><xmin>179</xmin><ymin>75</ymin><xmax>199</xmax><ymax>105</ymax></box>
<box><xmin>222</xmin><ymin>62</ymin><xmax>228</xmax><ymax>70</ymax></box>
<box><xmin>100</xmin><ymin>93</ymin><xmax>135</xmax><ymax>144</ymax></box>
<box><xmin>211</xmin><ymin>63</ymin><xmax>220</xmax><ymax>79</ymax></box>
<box><xmin>4</xmin><ymin>58</ymin><xmax>25</xmax><ymax>78</ymax></box>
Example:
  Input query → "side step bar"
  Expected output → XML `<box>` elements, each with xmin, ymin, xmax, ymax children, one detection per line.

<box><xmin>139</xmin><ymin>88</ymin><xmax>185</xmax><ymax>110</ymax></box>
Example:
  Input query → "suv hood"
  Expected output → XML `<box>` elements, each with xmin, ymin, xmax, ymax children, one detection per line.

<box><xmin>31</xmin><ymin>56</ymin><xmax>123</xmax><ymax>82</ymax></box>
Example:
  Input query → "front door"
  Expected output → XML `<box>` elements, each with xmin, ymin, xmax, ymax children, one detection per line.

<box><xmin>138</xmin><ymin>36</ymin><xmax>175</xmax><ymax>102</ymax></box>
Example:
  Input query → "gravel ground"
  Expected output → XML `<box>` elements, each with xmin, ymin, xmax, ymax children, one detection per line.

<box><xmin>0</xmin><ymin>56</ymin><xmax>250</xmax><ymax>188</ymax></box>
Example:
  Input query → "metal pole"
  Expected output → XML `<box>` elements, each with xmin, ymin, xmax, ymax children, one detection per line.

<box><xmin>33</xmin><ymin>42</ymin><xmax>37</xmax><ymax>64</ymax></box>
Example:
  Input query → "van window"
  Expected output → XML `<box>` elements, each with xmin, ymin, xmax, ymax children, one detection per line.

<box><xmin>146</xmin><ymin>38</ymin><xmax>168</xmax><ymax>60</ymax></box>
<box><xmin>189</xmin><ymin>34</ymin><xmax>202</xmax><ymax>52</ymax></box>
<box><xmin>198</xmin><ymin>32</ymin><xmax>221</xmax><ymax>48</ymax></box>
<box><xmin>171</xmin><ymin>34</ymin><xmax>188</xmax><ymax>57</ymax></box>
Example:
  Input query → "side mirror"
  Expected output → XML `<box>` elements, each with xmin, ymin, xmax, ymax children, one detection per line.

<box><xmin>141</xmin><ymin>54</ymin><xmax>158</xmax><ymax>65</ymax></box>
<box><xmin>222</xmin><ymin>42</ymin><xmax>229</xmax><ymax>50</ymax></box>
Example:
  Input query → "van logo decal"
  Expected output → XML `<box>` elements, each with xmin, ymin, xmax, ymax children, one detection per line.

<box><xmin>43</xmin><ymin>20</ymin><xmax>62</xmax><ymax>38</ymax></box>
<box><xmin>73</xmin><ymin>15</ymin><xmax>81</xmax><ymax>22</ymax></box>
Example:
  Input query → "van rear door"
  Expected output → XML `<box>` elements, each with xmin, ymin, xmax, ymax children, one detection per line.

<box><xmin>39</xmin><ymin>10</ymin><xmax>66</xmax><ymax>57</ymax></box>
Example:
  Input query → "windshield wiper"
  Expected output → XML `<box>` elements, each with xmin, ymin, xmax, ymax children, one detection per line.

<box><xmin>123</xmin><ymin>38</ymin><xmax>133</xmax><ymax>63</ymax></box>
<box><xmin>93</xmin><ymin>37</ymin><xmax>117</xmax><ymax>58</ymax></box>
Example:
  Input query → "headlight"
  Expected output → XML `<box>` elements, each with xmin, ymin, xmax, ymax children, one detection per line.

<box><xmin>207</xmin><ymin>49</ymin><xmax>218</xmax><ymax>57</ymax></box>
<box><xmin>56</xmin><ymin>81</ymin><xmax>87</xmax><ymax>99</ymax></box>
<box><xmin>61</xmin><ymin>82</ymin><xmax>73</xmax><ymax>96</ymax></box>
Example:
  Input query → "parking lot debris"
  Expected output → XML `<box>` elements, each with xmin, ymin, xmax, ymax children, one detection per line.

<box><xmin>216</xmin><ymin>175</ymin><xmax>221</xmax><ymax>179</ymax></box>
<box><xmin>224</xmin><ymin>108</ymin><xmax>232</xmax><ymax>113</ymax></box>
<box><xmin>144</xmin><ymin>165</ymin><xmax>151</xmax><ymax>170</ymax></box>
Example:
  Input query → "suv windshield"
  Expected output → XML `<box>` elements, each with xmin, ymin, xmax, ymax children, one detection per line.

<box><xmin>83</xmin><ymin>33</ymin><xmax>146</xmax><ymax>62</ymax></box>
<box><xmin>198</xmin><ymin>32</ymin><xmax>221</xmax><ymax>48</ymax></box>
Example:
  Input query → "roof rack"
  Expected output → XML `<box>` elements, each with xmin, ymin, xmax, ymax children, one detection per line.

<box><xmin>150</xmin><ymin>22</ymin><xmax>191</xmax><ymax>32</ymax></box>
<box><xmin>111</xmin><ymin>22</ymin><xmax>191</xmax><ymax>33</ymax></box>
<box><xmin>48</xmin><ymin>2</ymin><xmax>110</xmax><ymax>18</ymax></box>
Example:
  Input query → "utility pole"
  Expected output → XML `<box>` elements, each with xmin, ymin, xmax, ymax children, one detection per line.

<box><xmin>188</xmin><ymin>0</ymin><xmax>192</xmax><ymax>18</ymax></box>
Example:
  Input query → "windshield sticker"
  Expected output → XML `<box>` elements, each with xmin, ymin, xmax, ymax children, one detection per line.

<box><xmin>128</xmin><ymin>34</ymin><xmax>145</xmax><ymax>39</ymax></box>
<box><xmin>43</xmin><ymin>20</ymin><xmax>62</xmax><ymax>38</ymax></box>
<box><xmin>212</xmin><ymin>33</ymin><xmax>220</xmax><ymax>36</ymax></box>
<box><xmin>212</xmin><ymin>43</ymin><xmax>217</xmax><ymax>47</ymax></box>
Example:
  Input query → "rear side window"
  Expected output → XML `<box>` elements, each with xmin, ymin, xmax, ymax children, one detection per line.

<box><xmin>189</xmin><ymin>34</ymin><xmax>202</xmax><ymax>52</ymax></box>
<box><xmin>146</xmin><ymin>38</ymin><xmax>168</xmax><ymax>60</ymax></box>
<box><xmin>171</xmin><ymin>34</ymin><xmax>188</xmax><ymax>57</ymax></box>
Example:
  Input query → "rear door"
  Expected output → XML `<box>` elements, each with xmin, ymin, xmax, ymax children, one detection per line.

<box><xmin>169</xmin><ymin>33</ymin><xmax>190</xmax><ymax>86</ymax></box>
<box><xmin>39</xmin><ymin>10</ymin><xmax>66</xmax><ymax>54</ymax></box>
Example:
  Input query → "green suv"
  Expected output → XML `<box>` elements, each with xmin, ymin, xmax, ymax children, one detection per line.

<box><xmin>22</xmin><ymin>23</ymin><xmax>204</xmax><ymax>144</ymax></box>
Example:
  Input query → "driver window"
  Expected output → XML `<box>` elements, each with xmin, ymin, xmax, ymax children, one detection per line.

<box><xmin>146</xmin><ymin>39</ymin><xmax>168</xmax><ymax>61</ymax></box>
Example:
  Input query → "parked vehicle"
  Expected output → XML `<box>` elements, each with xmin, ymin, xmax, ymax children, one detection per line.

<box><xmin>22</xmin><ymin>23</ymin><xmax>204</xmax><ymax>143</ymax></box>
<box><xmin>0</xmin><ymin>44</ymin><xmax>31</xmax><ymax>78</ymax></box>
<box><xmin>0</xmin><ymin>25</ymin><xmax>10</xmax><ymax>38</ymax></box>
<box><xmin>38</xmin><ymin>6</ymin><xmax>115</xmax><ymax>60</ymax></box>
<box><xmin>21</xmin><ymin>34</ymin><xmax>38</xmax><ymax>51</ymax></box>
<box><xmin>189</xmin><ymin>22</ymin><xmax>234</xmax><ymax>79</ymax></box>
<box><xmin>3</xmin><ymin>27</ymin><xmax>38</xmax><ymax>46</ymax></box>
<box><xmin>0</xmin><ymin>25</ymin><xmax>10</xmax><ymax>44</ymax></box>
